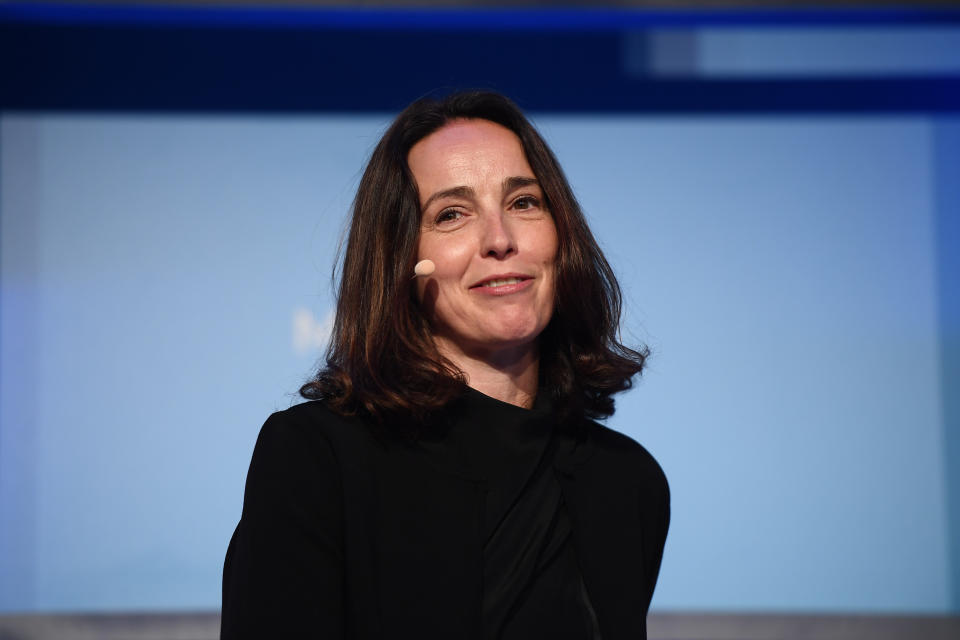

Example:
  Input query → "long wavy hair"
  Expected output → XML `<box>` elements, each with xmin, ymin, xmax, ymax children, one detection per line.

<box><xmin>300</xmin><ymin>90</ymin><xmax>648</xmax><ymax>428</ymax></box>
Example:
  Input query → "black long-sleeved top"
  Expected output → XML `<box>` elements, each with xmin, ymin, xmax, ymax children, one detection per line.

<box><xmin>221</xmin><ymin>389</ymin><xmax>669</xmax><ymax>639</ymax></box>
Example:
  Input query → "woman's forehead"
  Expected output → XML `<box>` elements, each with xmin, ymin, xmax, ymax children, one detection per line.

<box><xmin>408</xmin><ymin>119</ymin><xmax>534</xmax><ymax>190</ymax></box>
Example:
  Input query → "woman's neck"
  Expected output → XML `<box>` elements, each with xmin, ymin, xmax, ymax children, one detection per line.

<box><xmin>435</xmin><ymin>338</ymin><xmax>539</xmax><ymax>409</ymax></box>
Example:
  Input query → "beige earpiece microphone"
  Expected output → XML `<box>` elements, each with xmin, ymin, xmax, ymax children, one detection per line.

<box><xmin>414</xmin><ymin>259</ymin><xmax>436</xmax><ymax>277</ymax></box>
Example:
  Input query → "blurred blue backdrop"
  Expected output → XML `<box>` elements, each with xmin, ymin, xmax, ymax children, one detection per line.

<box><xmin>1</xmin><ymin>3</ymin><xmax>958</xmax><ymax>616</ymax></box>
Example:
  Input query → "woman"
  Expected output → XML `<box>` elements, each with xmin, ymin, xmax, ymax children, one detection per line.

<box><xmin>221</xmin><ymin>91</ymin><xmax>669</xmax><ymax>640</ymax></box>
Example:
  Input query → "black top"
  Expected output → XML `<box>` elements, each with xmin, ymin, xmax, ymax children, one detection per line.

<box><xmin>221</xmin><ymin>391</ymin><xmax>669</xmax><ymax>640</ymax></box>
<box><xmin>435</xmin><ymin>389</ymin><xmax>601</xmax><ymax>639</ymax></box>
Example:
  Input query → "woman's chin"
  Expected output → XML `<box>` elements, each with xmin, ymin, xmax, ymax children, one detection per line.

<box><xmin>452</xmin><ymin>328</ymin><xmax>544</xmax><ymax>359</ymax></box>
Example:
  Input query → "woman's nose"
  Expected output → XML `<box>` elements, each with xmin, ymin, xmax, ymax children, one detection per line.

<box><xmin>480</xmin><ymin>210</ymin><xmax>516</xmax><ymax>259</ymax></box>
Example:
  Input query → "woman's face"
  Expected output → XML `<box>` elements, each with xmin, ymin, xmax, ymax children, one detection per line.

<box><xmin>411</xmin><ymin>119</ymin><xmax>558</xmax><ymax>360</ymax></box>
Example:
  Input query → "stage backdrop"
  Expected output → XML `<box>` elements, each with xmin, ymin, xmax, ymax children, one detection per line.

<box><xmin>1</xmin><ymin>3</ymin><xmax>959</xmax><ymax>617</ymax></box>
<box><xmin>2</xmin><ymin>111</ymin><xmax>956</xmax><ymax>612</ymax></box>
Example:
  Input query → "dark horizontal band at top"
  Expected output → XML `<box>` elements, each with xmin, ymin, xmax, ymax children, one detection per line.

<box><xmin>3</xmin><ymin>3</ymin><xmax>960</xmax><ymax>29</ymax></box>
<box><xmin>2</xmin><ymin>7</ymin><xmax>960</xmax><ymax>113</ymax></box>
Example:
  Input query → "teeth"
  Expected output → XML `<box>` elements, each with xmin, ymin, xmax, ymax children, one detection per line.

<box><xmin>484</xmin><ymin>277</ymin><xmax>523</xmax><ymax>288</ymax></box>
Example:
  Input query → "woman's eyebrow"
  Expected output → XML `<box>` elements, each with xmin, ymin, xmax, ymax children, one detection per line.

<box><xmin>422</xmin><ymin>177</ymin><xmax>538</xmax><ymax>210</ymax></box>
<box><xmin>422</xmin><ymin>186</ymin><xmax>474</xmax><ymax>210</ymax></box>
<box><xmin>502</xmin><ymin>176</ymin><xmax>539</xmax><ymax>193</ymax></box>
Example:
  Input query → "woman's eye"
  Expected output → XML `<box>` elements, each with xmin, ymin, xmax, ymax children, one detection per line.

<box><xmin>435</xmin><ymin>209</ymin><xmax>463</xmax><ymax>224</ymax></box>
<box><xmin>512</xmin><ymin>196</ymin><xmax>540</xmax><ymax>210</ymax></box>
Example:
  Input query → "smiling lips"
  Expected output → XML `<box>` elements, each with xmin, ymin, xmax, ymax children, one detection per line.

<box><xmin>483</xmin><ymin>277</ymin><xmax>524</xmax><ymax>288</ymax></box>
<box><xmin>470</xmin><ymin>274</ymin><xmax>534</xmax><ymax>296</ymax></box>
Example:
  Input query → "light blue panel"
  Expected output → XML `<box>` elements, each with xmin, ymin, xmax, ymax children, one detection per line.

<box><xmin>0</xmin><ymin>119</ymin><xmax>40</xmax><ymax>610</ymax></box>
<box><xmin>0</xmin><ymin>114</ymin><xmax>391</xmax><ymax>611</ymax></box>
<box><xmin>0</xmin><ymin>113</ymin><xmax>951</xmax><ymax>613</ymax></box>
<box><xmin>696</xmin><ymin>27</ymin><xmax>960</xmax><ymax>76</ymax></box>
<box><xmin>535</xmin><ymin>115</ymin><xmax>948</xmax><ymax>612</ymax></box>
<box><xmin>933</xmin><ymin>118</ymin><xmax>960</xmax><ymax>610</ymax></box>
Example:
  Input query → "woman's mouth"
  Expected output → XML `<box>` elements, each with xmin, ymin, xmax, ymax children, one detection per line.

<box><xmin>470</xmin><ymin>275</ymin><xmax>534</xmax><ymax>295</ymax></box>
<box><xmin>482</xmin><ymin>277</ymin><xmax>524</xmax><ymax>288</ymax></box>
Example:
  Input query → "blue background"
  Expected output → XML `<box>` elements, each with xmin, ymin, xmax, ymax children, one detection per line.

<box><xmin>1</xmin><ymin>3</ymin><xmax>959</xmax><ymax>615</ymax></box>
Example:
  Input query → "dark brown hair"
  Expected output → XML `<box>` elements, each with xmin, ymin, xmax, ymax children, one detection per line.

<box><xmin>300</xmin><ymin>90</ymin><xmax>648</xmax><ymax>427</ymax></box>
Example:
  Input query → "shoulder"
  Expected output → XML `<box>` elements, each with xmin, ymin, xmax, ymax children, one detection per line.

<box><xmin>580</xmin><ymin>419</ymin><xmax>669</xmax><ymax>495</ymax></box>
<box><xmin>262</xmin><ymin>399</ymin><xmax>355</xmax><ymax>434</ymax></box>
<box><xmin>245</xmin><ymin>401</ymin><xmax>367</xmax><ymax>482</ymax></box>
<box><xmin>249</xmin><ymin>400</ymin><xmax>392</xmax><ymax>481</ymax></box>
<box><xmin>257</xmin><ymin>400</ymin><xmax>377</xmax><ymax>451</ymax></box>
<box><xmin>252</xmin><ymin>402</ymin><xmax>334</xmax><ymax>462</ymax></box>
